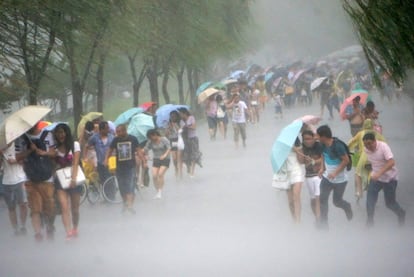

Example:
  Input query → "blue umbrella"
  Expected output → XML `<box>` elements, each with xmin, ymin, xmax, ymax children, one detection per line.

<box><xmin>271</xmin><ymin>120</ymin><xmax>303</xmax><ymax>173</ymax></box>
<box><xmin>127</xmin><ymin>113</ymin><xmax>155</xmax><ymax>143</ymax></box>
<box><xmin>196</xmin><ymin>81</ymin><xmax>213</xmax><ymax>96</ymax></box>
<box><xmin>114</xmin><ymin>107</ymin><xmax>144</xmax><ymax>126</ymax></box>
<box><xmin>264</xmin><ymin>72</ymin><xmax>275</xmax><ymax>83</ymax></box>
<box><xmin>155</xmin><ymin>104</ymin><xmax>189</xmax><ymax>128</ymax></box>
<box><xmin>230</xmin><ymin>70</ymin><xmax>245</xmax><ymax>80</ymax></box>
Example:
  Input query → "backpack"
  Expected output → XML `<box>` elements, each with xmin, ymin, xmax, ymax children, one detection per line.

<box><xmin>23</xmin><ymin>131</ymin><xmax>54</xmax><ymax>182</ymax></box>
<box><xmin>331</xmin><ymin>137</ymin><xmax>353</xmax><ymax>171</ymax></box>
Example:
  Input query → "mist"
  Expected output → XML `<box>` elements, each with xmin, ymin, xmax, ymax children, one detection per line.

<box><xmin>1</xmin><ymin>2</ymin><xmax>413</xmax><ymax>276</ymax></box>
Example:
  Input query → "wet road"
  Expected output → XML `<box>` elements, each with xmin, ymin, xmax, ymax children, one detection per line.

<box><xmin>1</xmin><ymin>93</ymin><xmax>413</xmax><ymax>276</ymax></box>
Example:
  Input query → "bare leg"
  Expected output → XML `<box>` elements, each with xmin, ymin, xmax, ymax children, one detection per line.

<box><xmin>57</xmin><ymin>190</ymin><xmax>72</xmax><ymax>234</ymax></box>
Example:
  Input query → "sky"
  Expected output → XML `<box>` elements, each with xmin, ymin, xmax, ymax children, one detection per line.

<box><xmin>245</xmin><ymin>0</ymin><xmax>358</xmax><ymax>65</ymax></box>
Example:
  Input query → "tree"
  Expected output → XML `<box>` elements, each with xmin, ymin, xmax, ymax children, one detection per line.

<box><xmin>343</xmin><ymin>0</ymin><xmax>414</xmax><ymax>87</ymax></box>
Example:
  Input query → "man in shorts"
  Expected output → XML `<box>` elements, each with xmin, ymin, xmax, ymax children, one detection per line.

<box><xmin>105</xmin><ymin>124</ymin><xmax>139</xmax><ymax>214</ymax></box>
<box><xmin>0</xmin><ymin>140</ymin><xmax>28</xmax><ymax>235</ymax></box>
<box><xmin>301</xmin><ymin>130</ymin><xmax>323</xmax><ymax>224</ymax></box>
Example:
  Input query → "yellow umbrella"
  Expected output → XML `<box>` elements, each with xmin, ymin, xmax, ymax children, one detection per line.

<box><xmin>197</xmin><ymin>88</ymin><xmax>221</xmax><ymax>104</ymax></box>
<box><xmin>77</xmin><ymin>112</ymin><xmax>103</xmax><ymax>137</ymax></box>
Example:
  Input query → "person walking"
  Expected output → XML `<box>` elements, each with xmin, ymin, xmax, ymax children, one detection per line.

<box><xmin>316</xmin><ymin>125</ymin><xmax>353</xmax><ymax>229</ymax></box>
<box><xmin>215</xmin><ymin>94</ymin><xmax>228</xmax><ymax>139</ymax></box>
<box><xmin>205</xmin><ymin>94</ymin><xmax>218</xmax><ymax>140</ymax></box>
<box><xmin>0</xmin><ymin>140</ymin><xmax>28</xmax><ymax>236</ymax></box>
<box><xmin>227</xmin><ymin>93</ymin><xmax>249</xmax><ymax>148</ymax></box>
<box><xmin>143</xmin><ymin>129</ymin><xmax>171</xmax><ymax>199</ymax></box>
<box><xmin>105</xmin><ymin>124</ymin><xmax>139</xmax><ymax>213</ymax></box>
<box><xmin>300</xmin><ymin>130</ymin><xmax>324</xmax><ymax>223</ymax></box>
<box><xmin>23</xmin><ymin>122</ymin><xmax>56</xmax><ymax>241</ymax></box>
<box><xmin>165</xmin><ymin>110</ymin><xmax>183</xmax><ymax>179</ymax></box>
<box><xmin>53</xmin><ymin>123</ymin><xmax>82</xmax><ymax>240</ymax></box>
<box><xmin>345</xmin><ymin>95</ymin><xmax>365</xmax><ymax>137</ymax></box>
<box><xmin>362</xmin><ymin>133</ymin><xmax>406</xmax><ymax>227</ymax></box>
<box><xmin>178</xmin><ymin>107</ymin><xmax>202</xmax><ymax>177</ymax></box>
<box><xmin>87</xmin><ymin>121</ymin><xmax>114</xmax><ymax>184</ymax></box>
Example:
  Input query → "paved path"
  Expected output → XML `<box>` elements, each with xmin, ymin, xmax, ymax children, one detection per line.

<box><xmin>1</xmin><ymin>93</ymin><xmax>413</xmax><ymax>276</ymax></box>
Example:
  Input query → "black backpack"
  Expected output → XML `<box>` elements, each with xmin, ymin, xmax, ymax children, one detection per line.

<box><xmin>23</xmin><ymin>131</ymin><xmax>54</xmax><ymax>182</ymax></box>
<box><xmin>331</xmin><ymin>137</ymin><xmax>353</xmax><ymax>171</ymax></box>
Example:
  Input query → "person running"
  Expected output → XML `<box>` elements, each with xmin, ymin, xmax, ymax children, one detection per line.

<box><xmin>362</xmin><ymin>100</ymin><xmax>382</xmax><ymax>134</ymax></box>
<box><xmin>300</xmin><ymin>130</ymin><xmax>324</xmax><ymax>223</ymax></box>
<box><xmin>348</xmin><ymin>119</ymin><xmax>385</xmax><ymax>202</ymax></box>
<box><xmin>0</xmin><ymin>140</ymin><xmax>28</xmax><ymax>236</ymax></box>
<box><xmin>87</xmin><ymin>121</ymin><xmax>114</xmax><ymax>184</ymax></box>
<box><xmin>227</xmin><ymin>93</ymin><xmax>249</xmax><ymax>148</ymax></box>
<box><xmin>215</xmin><ymin>94</ymin><xmax>228</xmax><ymax>139</ymax></box>
<box><xmin>178</xmin><ymin>107</ymin><xmax>202</xmax><ymax>177</ymax></box>
<box><xmin>205</xmin><ymin>94</ymin><xmax>218</xmax><ymax>140</ymax></box>
<box><xmin>53</xmin><ymin>123</ymin><xmax>82</xmax><ymax>240</ymax></box>
<box><xmin>105</xmin><ymin>124</ymin><xmax>139</xmax><ymax>213</ymax></box>
<box><xmin>316</xmin><ymin>125</ymin><xmax>353</xmax><ymax>229</ymax></box>
<box><xmin>143</xmin><ymin>129</ymin><xmax>171</xmax><ymax>199</ymax></box>
<box><xmin>165</xmin><ymin>110</ymin><xmax>183</xmax><ymax>179</ymax></box>
<box><xmin>345</xmin><ymin>95</ymin><xmax>365</xmax><ymax>137</ymax></box>
<box><xmin>363</xmin><ymin>133</ymin><xmax>406</xmax><ymax>227</ymax></box>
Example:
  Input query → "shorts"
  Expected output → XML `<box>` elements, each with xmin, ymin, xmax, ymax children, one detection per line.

<box><xmin>153</xmin><ymin>158</ymin><xmax>171</xmax><ymax>168</ymax></box>
<box><xmin>116</xmin><ymin>168</ymin><xmax>136</xmax><ymax>196</ymax></box>
<box><xmin>25</xmin><ymin>181</ymin><xmax>55</xmax><ymax>217</ymax></box>
<box><xmin>3</xmin><ymin>182</ymin><xmax>27</xmax><ymax>210</ymax></box>
<box><xmin>207</xmin><ymin>116</ymin><xmax>217</xmax><ymax>129</ymax></box>
<box><xmin>169</xmin><ymin>138</ymin><xmax>178</xmax><ymax>151</ymax></box>
<box><xmin>305</xmin><ymin>175</ymin><xmax>322</xmax><ymax>198</ymax></box>
<box><xmin>288</xmin><ymin>168</ymin><xmax>304</xmax><ymax>185</ymax></box>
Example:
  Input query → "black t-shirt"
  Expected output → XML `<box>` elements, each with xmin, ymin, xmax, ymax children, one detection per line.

<box><xmin>110</xmin><ymin>135</ymin><xmax>139</xmax><ymax>171</ymax></box>
<box><xmin>302</xmin><ymin>141</ymin><xmax>323</xmax><ymax>177</ymax></box>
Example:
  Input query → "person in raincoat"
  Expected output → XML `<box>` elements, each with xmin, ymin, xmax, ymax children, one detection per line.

<box><xmin>348</xmin><ymin>119</ymin><xmax>385</xmax><ymax>202</ymax></box>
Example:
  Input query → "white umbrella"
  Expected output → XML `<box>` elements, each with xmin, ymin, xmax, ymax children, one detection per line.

<box><xmin>310</xmin><ymin>77</ymin><xmax>328</xmax><ymax>91</ymax></box>
<box><xmin>0</xmin><ymin>105</ymin><xmax>51</xmax><ymax>149</ymax></box>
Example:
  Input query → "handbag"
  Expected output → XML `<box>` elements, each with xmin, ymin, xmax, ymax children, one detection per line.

<box><xmin>177</xmin><ymin>133</ymin><xmax>185</xmax><ymax>150</ymax></box>
<box><xmin>56</xmin><ymin>165</ymin><xmax>86</xmax><ymax>189</ymax></box>
<box><xmin>216</xmin><ymin>106</ymin><xmax>225</xmax><ymax>118</ymax></box>
<box><xmin>272</xmin><ymin>164</ymin><xmax>289</xmax><ymax>190</ymax></box>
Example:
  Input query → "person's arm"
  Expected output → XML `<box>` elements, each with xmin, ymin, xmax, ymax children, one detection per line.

<box><xmin>371</xmin><ymin>158</ymin><xmax>394</xmax><ymax>181</ymax></box>
<box><xmin>328</xmin><ymin>153</ymin><xmax>349</xmax><ymax>180</ymax></box>
<box><xmin>70</xmin><ymin>143</ymin><xmax>81</xmax><ymax>188</ymax></box>
<box><xmin>159</xmin><ymin>138</ymin><xmax>171</xmax><ymax>160</ymax></box>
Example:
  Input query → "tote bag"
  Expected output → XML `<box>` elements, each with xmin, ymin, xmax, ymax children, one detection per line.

<box><xmin>56</xmin><ymin>166</ymin><xmax>86</xmax><ymax>189</ymax></box>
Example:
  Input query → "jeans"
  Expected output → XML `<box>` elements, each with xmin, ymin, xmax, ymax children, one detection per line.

<box><xmin>117</xmin><ymin>168</ymin><xmax>136</xmax><ymax>197</ymax></box>
<box><xmin>320</xmin><ymin>177</ymin><xmax>352</xmax><ymax>226</ymax></box>
<box><xmin>366</xmin><ymin>179</ymin><xmax>404</xmax><ymax>224</ymax></box>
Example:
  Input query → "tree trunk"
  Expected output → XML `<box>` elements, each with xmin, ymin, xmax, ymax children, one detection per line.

<box><xmin>128</xmin><ymin>55</ymin><xmax>147</xmax><ymax>106</ymax></box>
<box><xmin>97</xmin><ymin>53</ymin><xmax>105</xmax><ymax>112</ymax></box>
<box><xmin>187</xmin><ymin>67</ymin><xmax>196</xmax><ymax>108</ymax></box>
<box><xmin>161</xmin><ymin>66</ymin><xmax>170</xmax><ymax>104</ymax></box>
<box><xmin>147</xmin><ymin>59</ymin><xmax>160</xmax><ymax>104</ymax></box>
<box><xmin>176</xmin><ymin>64</ymin><xmax>185</xmax><ymax>104</ymax></box>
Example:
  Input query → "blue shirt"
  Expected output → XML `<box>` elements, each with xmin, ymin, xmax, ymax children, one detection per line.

<box><xmin>88</xmin><ymin>133</ymin><xmax>114</xmax><ymax>164</ymax></box>
<box><xmin>322</xmin><ymin>139</ymin><xmax>347</xmax><ymax>183</ymax></box>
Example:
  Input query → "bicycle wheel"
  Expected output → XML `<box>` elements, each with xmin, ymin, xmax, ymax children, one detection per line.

<box><xmin>87</xmin><ymin>182</ymin><xmax>100</xmax><ymax>205</ymax></box>
<box><xmin>102</xmin><ymin>176</ymin><xmax>122</xmax><ymax>204</ymax></box>
<box><xmin>79</xmin><ymin>183</ymin><xmax>88</xmax><ymax>205</ymax></box>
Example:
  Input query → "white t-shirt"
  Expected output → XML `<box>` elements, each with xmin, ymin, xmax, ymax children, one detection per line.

<box><xmin>232</xmin><ymin>101</ymin><xmax>248</xmax><ymax>123</ymax></box>
<box><xmin>56</xmin><ymin>141</ymin><xmax>81</xmax><ymax>159</ymax></box>
<box><xmin>1</xmin><ymin>141</ymin><xmax>27</xmax><ymax>185</ymax></box>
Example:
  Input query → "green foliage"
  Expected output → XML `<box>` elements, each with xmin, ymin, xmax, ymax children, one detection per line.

<box><xmin>343</xmin><ymin>0</ymin><xmax>414</xmax><ymax>86</ymax></box>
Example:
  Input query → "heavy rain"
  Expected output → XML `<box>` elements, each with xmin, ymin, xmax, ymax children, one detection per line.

<box><xmin>0</xmin><ymin>1</ymin><xmax>413</xmax><ymax>276</ymax></box>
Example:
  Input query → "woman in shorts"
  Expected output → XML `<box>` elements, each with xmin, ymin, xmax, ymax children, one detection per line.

<box><xmin>143</xmin><ymin>129</ymin><xmax>171</xmax><ymax>199</ymax></box>
<box><xmin>165</xmin><ymin>111</ymin><xmax>182</xmax><ymax>179</ymax></box>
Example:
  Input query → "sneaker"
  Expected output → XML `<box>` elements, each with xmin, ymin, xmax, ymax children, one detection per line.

<box><xmin>35</xmin><ymin>233</ymin><xmax>44</xmax><ymax>242</ymax></box>
<box><xmin>345</xmin><ymin>207</ymin><xmax>353</xmax><ymax>221</ymax></box>
<box><xmin>398</xmin><ymin>210</ymin><xmax>406</xmax><ymax>226</ymax></box>
<box><xmin>154</xmin><ymin>192</ymin><xmax>162</xmax><ymax>199</ymax></box>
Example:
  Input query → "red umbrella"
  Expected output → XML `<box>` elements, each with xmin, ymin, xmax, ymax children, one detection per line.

<box><xmin>339</xmin><ymin>93</ymin><xmax>369</xmax><ymax>120</ymax></box>
<box><xmin>139</xmin><ymin>101</ymin><xmax>157</xmax><ymax>111</ymax></box>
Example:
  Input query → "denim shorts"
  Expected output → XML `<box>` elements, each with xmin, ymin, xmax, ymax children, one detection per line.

<box><xmin>3</xmin><ymin>182</ymin><xmax>27</xmax><ymax>209</ymax></box>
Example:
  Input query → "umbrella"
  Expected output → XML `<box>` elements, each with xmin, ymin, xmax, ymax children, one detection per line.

<box><xmin>155</xmin><ymin>104</ymin><xmax>189</xmax><ymax>128</ymax></box>
<box><xmin>43</xmin><ymin>122</ymin><xmax>69</xmax><ymax>132</ymax></box>
<box><xmin>114</xmin><ymin>107</ymin><xmax>144</xmax><ymax>126</ymax></box>
<box><xmin>221</xmin><ymin>78</ymin><xmax>238</xmax><ymax>86</ymax></box>
<box><xmin>0</xmin><ymin>105</ymin><xmax>51</xmax><ymax>150</ymax></box>
<box><xmin>77</xmin><ymin>112</ymin><xmax>103</xmax><ymax>137</ymax></box>
<box><xmin>339</xmin><ymin>93</ymin><xmax>369</xmax><ymax>120</ymax></box>
<box><xmin>196</xmin><ymin>81</ymin><xmax>213</xmax><ymax>96</ymax></box>
<box><xmin>271</xmin><ymin>120</ymin><xmax>303</xmax><ymax>173</ymax></box>
<box><xmin>310</xmin><ymin>77</ymin><xmax>328</xmax><ymax>91</ymax></box>
<box><xmin>139</xmin><ymin>101</ymin><xmax>157</xmax><ymax>111</ymax></box>
<box><xmin>197</xmin><ymin>87</ymin><xmax>221</xmax><ymax>104</ymax></box>
<box><xmin>127</xmin><ymin>113</ymin><xmax>155</xmax><ymax>143</ymax></box>
<box><xmin>294</xmin><ymin>115</ymin><xmax>321</xmax><ymax>133</ymax></box>
<box><xmin>230</xmin><ymin>70</ymin><xmax>245</xmax><ymax>79</ymax></box>
<box><xmin>291</xmin><ymin>69</ymin><xmax>306</xmax><ymax>84</ymax></box>
<box><xmin>264</xmin><ymin>72</ymin><xmax>275</xmax><ymax>83</ymax></box>
<box><xmin>272</xmin><ymin>77</ymin><xmax>282</xmax><ymax>88</ymax></box>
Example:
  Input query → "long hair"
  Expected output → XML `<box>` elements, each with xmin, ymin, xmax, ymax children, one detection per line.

<box><xmin>54</xmin><ymin>123</ymin><xmax>74</xmax><ymax>155</ymax></box>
